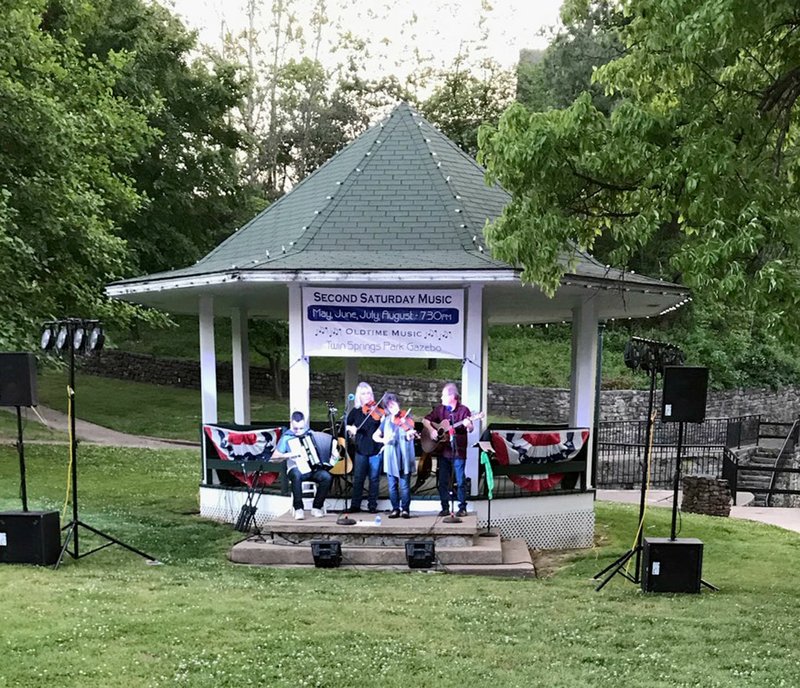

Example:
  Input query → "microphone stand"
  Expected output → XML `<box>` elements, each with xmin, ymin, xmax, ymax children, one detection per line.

<box><xmin>442</xmin><ymin>407</ymin><xmax>462</xmax><ymax>523</ymax></box>
<box><xmin>331</xmin><ymin>400</ymin><xmax>356</xmax><ymax>526</ymax></box>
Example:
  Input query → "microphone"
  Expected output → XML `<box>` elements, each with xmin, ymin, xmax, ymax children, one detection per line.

<box><xmin>348</xmin><ymin>393</ymin><xmax>355</xmax><ymax>401</ymax></box>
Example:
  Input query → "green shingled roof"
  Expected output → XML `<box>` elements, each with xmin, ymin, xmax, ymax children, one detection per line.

<box><xmin>110</xmin><ymin>102</ymin><xmax>681</xmax><ymax>293</ymax></box>
<box><xmin>117</xmin><ymin>103</ymin><xmax>511</xmax><ymax>283</ymax></box>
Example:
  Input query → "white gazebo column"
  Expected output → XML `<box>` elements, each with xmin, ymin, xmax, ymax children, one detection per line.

<box><xmin>287</xmin><ymin>284</ymin><xmax>310</xmax><ymax>419</ymax></box>
<box><xmin>461</xmin><ymin>284</ymin><xmax>484</xmax><ymax>497</ymax></box>
<box><xmin>231</xmin><ymin>307</ymin><xmax>251</xmax><ymax>425</ymax></box>
<box><xmin>344</xmin><ymin>358</ymin><xmax>359</xmax><ymax>402</ymax></box>
<box><xmin>199</xmin><ymin>295</ymin><xmax>218</xmax><ymax>424</ymax></box>
<box><xmin>570</xmin><ymin>297</ymin><xmax>599</xmax><ymax>488</ymax></box>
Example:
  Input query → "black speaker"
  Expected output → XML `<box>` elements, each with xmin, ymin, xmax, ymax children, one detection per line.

<box><xmin>405</xmin><ymin>540</ymin><xmax>436</xmax><ymax>569</ymax></box>
<box><xmin>641</xmin><ymin>537</ymin><xmax>703</xmax><ymax>593</ymax></box>
<box><xmin>661</xmin><ymin>366</ymin><xmax>708</xmax><ymax>423</ymax></box>
<box><xmin>0</xmin><ymin>353</ymin><xmax>38</xmax><ymax>407</ymax></box>
<box><xmin>0</xmin><ymin>511</ymin><xmax>61</xmax><ymax>565</ymax></box>
<box><xmin>311</xmin><ymin>540</ymin><xmax>342</xmax><ymax>568</ymax></box>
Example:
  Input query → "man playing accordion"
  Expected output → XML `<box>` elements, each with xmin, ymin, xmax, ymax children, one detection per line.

<box><xmin>272</xmin><ymin>411</ymin><xmax>332</xmax><ymax>520</ymax></box>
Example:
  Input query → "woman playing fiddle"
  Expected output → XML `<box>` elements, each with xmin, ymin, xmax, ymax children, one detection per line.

<box><xmin>345</xmin><ymin>382</ymin><xmax>384</xmax><ymax>514</ymax></box>
<box><xmin>372</xmin><ymin>393</ymin><xmax>416</xmax><ymax>519</ymax></box>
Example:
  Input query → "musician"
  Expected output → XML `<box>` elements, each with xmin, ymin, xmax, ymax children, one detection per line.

<box><xmin>345</xmin><ymin>382</ymin><xmax>383</xmax><ymax>514</ymax></box>
<box><xmin>372</xmin><ymin>393</ymin><xmax>416</xmax><ymax>519</ymax></box>
<box><xmin>422</xmin><ymin>383</ymin><xmax>473</xmax><ymax>517</ymax></box>
<box><xmin>272</xmin><ymin>411</ymin><xmax>332</xmax><ymax>520</ymax></box>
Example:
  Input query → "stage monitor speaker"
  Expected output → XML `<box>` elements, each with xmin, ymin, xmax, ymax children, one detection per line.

<box><xmin>662</xmin><ymin>366</ymin><xmax>708</xmax><ymax>423</ymax></box>
<box><xmin>0</xmin><ymin>352</ymin><xmax>38</xmax><ymax>407</ymax></box>
<box><xmin>641</xmin><ymin>537</ymin><xmax>703</xmax><ymax>593</ymax></box>
<box><xmin>0</xmin><ymin>511</ymin><xmax>61</xmax><ymax>566</ymax></box>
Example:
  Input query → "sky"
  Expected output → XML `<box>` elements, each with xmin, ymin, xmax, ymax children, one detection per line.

<box><xmin>161</xmin><ymin>0</ymin><xmax>564</xmax><ymax>81</ymax></box>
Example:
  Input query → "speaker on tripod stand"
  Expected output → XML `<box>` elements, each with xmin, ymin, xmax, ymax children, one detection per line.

<box><xmin>0</xmin><ymin>352</ymin><xmax>61</xmax><ymax>566</ymax></box>
<box><xmin>643</xmin><ymin>365</ymin><xmax>716</xmax><ymax>593</ymax></box>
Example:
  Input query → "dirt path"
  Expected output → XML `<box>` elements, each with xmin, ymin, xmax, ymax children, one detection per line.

<box><xmin>0</xmin><ymin>405</ymin><xmax>196</xmax><ymax>451</ymax></box>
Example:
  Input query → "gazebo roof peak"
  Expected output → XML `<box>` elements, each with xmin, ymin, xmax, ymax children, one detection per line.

<box><xmin>154</xmin><ymin>101</ymin><xmax>512</xmax><ymax>278</ymax></box>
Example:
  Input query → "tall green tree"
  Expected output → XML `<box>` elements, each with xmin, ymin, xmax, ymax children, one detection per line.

<box><xmin>480</xmin><ymin>0</ymin><xmax>800</xmax><ymax>340</ymax></box>
<box><xmin>65</xmin><ymin>0</ymin><xmax>264</xmax><ymax>275</ymax></box>
<box><xmin>0</xmin><ymin>0</ymin><xmax>153</xmax><ymax>348</ymax></box>
<box><xmin>421</xmin><ymin>57</ymin><xmax>515</xmax><ymax>157</ymax></box>
<box><xmin>516</xmin><ymin>1</ymin><xmax>623</xmax><ymax>115</ymax></box>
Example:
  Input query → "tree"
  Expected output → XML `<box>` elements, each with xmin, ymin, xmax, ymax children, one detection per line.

<box><xmin>515</xmin><ymin>1</ymin><xmax>623</xmax><ymax>115</ymax></box>
<box><xmin>420</xmin><ymin>57</ymin><xmax>515</xmax><ymax>157</ymax></box>
<box><xmin>67</xmin><ymin>0</ymin><xmax>264</xmax><ymax>275</ymax></box>
<box><xmin>0</xmin><ymin>0</ymin><xmax>154</xmax><ymax>349</ymax></box>
<box><xmin>479</xmin><ymin>0</ymin><xmax>800</xmax><ymax>340</ymax></box>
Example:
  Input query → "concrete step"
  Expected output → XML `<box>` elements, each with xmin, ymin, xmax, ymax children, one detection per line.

<box><xmin>442</xmin><ymin>539</ymin><xmax>535</xmax><ymax>578</ymax></box>
<box><xmin>267</xmin><ymin>510</ymin><xmax>478</xmax><ymax>548</ymax></box>
<box><xmin>230</xmin><ymin>533</ymin><xmax>504</xmax><ymax>566</ymax></box>
<box><xmin>229</xmin><ymin>537</ymin><xmax>534</xmax><ymax>577</ymax></box>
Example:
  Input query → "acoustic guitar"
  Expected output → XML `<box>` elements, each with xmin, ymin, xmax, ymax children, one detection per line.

<box><xmin>326</xmin><ymin>402</ymin><xmax>354</xmax><ymax>475</ymax></box>
<box><xmin>419</xmin><ymin>411</ymin><xmax>486</xmax><ymax>454</ymax></box>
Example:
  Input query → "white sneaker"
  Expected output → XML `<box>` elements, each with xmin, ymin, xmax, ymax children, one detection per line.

<box><xmin>311</xmin><ymin>508</ymin><xmax>326</xmax><ymax>518</ymax></box>
<box><xmin>294</xmin><ymin>509</ymin><xmax>305</xmax><ymax>520</ymax></box>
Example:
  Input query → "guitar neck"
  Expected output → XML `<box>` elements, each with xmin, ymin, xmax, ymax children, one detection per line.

<box><xmin>436</xmin><ymin>412</ymin><xmax>483</xmax><ymax>431</ymax></box>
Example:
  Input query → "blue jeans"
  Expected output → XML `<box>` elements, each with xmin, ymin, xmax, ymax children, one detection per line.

<box><xmin>350</xmin><ymin>452</ymin><xmax>382</xmax><ymax>510</ymax></box>
<box><xmin>387</xmin><ymin>473</ymin><xmax>411</xmax><ymax>512</ymax></box>
<box><xmin>438</xmin><ymin>456</ymin><xmax>467</xmax><ymax>511</ymax></box>
<box><xmin>288</xmin><ymin>467</ymin><xmax>332</xmax><ymax>510</ymax></box>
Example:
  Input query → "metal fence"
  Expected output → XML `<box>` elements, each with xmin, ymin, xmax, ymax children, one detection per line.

<box><xmin>596</xmin><ymin>415</ymin><xmax>761</xmax><ymax>488</ymax></box>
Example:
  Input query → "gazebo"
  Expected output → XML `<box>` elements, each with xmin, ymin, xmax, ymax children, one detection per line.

<box><xmin>107</xmin><ymin>103</ymin><xmax>687</xmax><ymax>548</ymax></box>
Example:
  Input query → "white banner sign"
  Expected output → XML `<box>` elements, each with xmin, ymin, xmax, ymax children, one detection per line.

<box><xmin>302</xmin><ymin>287</ymin><xmax>464</xmax><ymax>358</ymax></box>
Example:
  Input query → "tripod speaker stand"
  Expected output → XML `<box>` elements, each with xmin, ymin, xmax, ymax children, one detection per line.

<box><xmin>594</xmin><ymin>337</ymin><xmax>684</xmax><ymax>591</ymax></box>
<box><xmin>42</xmin><ymin>319</ymin><xmax>160</xmax><ymax>569</ymax></box>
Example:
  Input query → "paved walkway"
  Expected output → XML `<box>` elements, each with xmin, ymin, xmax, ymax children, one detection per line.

<box><xmin>597</xmin><ymin>489</ymin><xmax>800</xmax><ymax>535</ymax></box>
<box><xmin>0</xmin><ymin>405</ymin><xmax>195</xmax><ymax>451</ymax></box>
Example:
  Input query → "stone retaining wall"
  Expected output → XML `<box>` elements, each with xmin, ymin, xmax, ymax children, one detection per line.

<box><xmin>79</xmin><ymin>350</ymin><xmax>800</xmax><ymax>422</ymax></box>
<box><xmin>681</xmin><ymin>476</ymin><xmax>732</xmax><ymax>517</ymax></box>
<box><xmin>773</xmin><ymin>453</ymin><xmax>800</xmax><ymax>508</ymax></box>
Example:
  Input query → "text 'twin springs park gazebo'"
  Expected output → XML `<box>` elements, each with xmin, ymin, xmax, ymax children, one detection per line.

<box><xmin>107</xmin><ymin>103</ymin><xmax>687</xmax><ymax>548</ymax></box>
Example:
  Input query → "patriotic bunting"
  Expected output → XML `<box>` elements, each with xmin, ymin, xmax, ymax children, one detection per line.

<box><xmin>489</xmin><ymin>429</ymin><xmax>589</xmax><ymax>492</ymax></box>
<box><xmin>204</xmin><ymin>425</ymin><xmax>283</xmax><ymax>487</ymax></box>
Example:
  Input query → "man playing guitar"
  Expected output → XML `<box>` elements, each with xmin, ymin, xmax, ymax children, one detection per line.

<box><xmin>422</xmin><ymin>383</ymin><xmax>474</xmax><ymax>517</ymax></box>
<box><xmin>271</xmin><ymin>411</ymin><xmax>332</xmax><ymax>520</ymax></box>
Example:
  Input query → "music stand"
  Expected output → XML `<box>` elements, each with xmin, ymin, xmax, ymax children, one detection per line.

<box><xmin>476</xmin><ymin>442</ymin><xmax>499</xmax><ymax>538</ymax></box>
<box><xmin>234</xmin><ymin>464</ymin><xmax>266</xmax><ymax>541</ymax></box>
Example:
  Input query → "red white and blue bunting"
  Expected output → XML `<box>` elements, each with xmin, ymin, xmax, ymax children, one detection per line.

<box><xmin>489</xmin><ymin>429</ymin><xmax>590</xmax><ymax>492</ymax></box>
<box><xmin>204</xmin><ymin>425</ymin><xmax>283</xmax><ymax>487</ymax></box>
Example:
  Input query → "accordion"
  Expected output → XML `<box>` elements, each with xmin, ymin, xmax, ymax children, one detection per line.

<box><xmin>287</xmin><ymin>433</ymin><xmax>331</xmax><ymax>474</ymax></box>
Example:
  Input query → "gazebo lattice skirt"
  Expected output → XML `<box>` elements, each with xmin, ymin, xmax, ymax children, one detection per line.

<box><xmin>199</xmin><ymin>486</ymin><xmax>594</xmax><ymax>551</ymax></box>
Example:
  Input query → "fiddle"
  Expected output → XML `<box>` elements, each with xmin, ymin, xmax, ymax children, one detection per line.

<box><xmin>361</xmin><ymin>399</ymin><xmax>387</xmax><ymax>422</ymax></box>
<box><xmin>392</xmin><ymin>409</ymin><xmax>419</xmax><ymax>439</ymax></box>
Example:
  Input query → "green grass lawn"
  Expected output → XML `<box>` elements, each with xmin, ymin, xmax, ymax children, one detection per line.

<box><xmin>1</xmin><ymin>444</ymin><xmax>799</xmax><ymax>687</ymax></box>
<box><xmin>0</xmin><ymin>408</ymin><xmax>67</xmax><ymax>441</ymax></box>
<box><xmin>34</xmin><ymin>370</ymin><xmax>332</xmax><ymax>441</ymax></box>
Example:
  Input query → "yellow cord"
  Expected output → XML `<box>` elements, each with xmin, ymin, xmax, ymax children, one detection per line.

<box><xmin>61</xmin><ymin>385</ymin><xmax>74</xmax><ymax>519</ymax></box>
<box><xmin>625</xmin><ymin>405</ymin><xmax>657</xmax><ymax>575</ymax></box>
